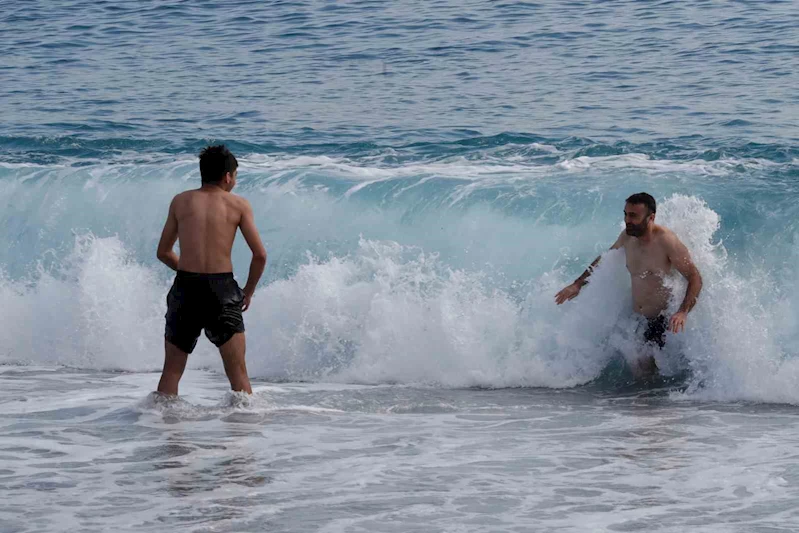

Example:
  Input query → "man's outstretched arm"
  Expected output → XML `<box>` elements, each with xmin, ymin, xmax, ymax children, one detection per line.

<box><xmin>238</xmin><ymin>198</ymin><xmax>267</xmax><ymax>311</ymax></box>
<box><xmin>665</xmin><ymin>234</ymin><xmax>702</xmax><ymax>333</ymax></box>
<box><xmin>555</xmin><ymin>230</ymin><xmax>627</xmax><ymax>305</ymax></box>
<box><xmin>555</xmin><ymin>255</ymin><xmax>601</xmax><ymax>304</ymax></box>
<box><xmin>156</xmin><ymin>198</ymin><xmax>179</xmax><ymax>271</ymax></box>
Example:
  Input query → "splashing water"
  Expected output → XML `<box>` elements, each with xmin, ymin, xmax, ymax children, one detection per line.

<box><xmin>3</xmin><ymin>150</ymin><xmax>799</xmax><ymax>405</ymax></box>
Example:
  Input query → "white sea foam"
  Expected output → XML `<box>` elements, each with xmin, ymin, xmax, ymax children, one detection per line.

<box><xmin>2</xmin><ymin>194</ymin><xmax>799</xmax><ymax>404</ymax></box>
<box><xmin>2</xmin><ymin>148</ymin><xmax>799</xmax><ymax>403</ymax></box>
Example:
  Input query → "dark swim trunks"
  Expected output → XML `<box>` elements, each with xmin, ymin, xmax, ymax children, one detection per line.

<box><xmin>164</xmin><ymin>271</ymin><xmax>245</xmax><ymax>354</ymax></box>
<box><xmin>643</xmin><ymin>315</ymin><xmax>668</xmax><ymax>348</ymax></box>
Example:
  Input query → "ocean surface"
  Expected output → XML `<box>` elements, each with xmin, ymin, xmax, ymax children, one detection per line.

<box><xmin>3</xmin><ymin>1</ymin><xmax>799</xmax><ymax>531</ymax></box>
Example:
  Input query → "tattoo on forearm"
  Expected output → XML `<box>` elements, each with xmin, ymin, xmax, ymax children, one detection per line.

<box><xmin>575</xmin><ymin>256</ymin><xmax>602</xmax><ymax>287</ymax></box>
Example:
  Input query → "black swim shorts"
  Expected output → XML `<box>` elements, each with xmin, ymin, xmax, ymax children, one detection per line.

<box><xmin>164</xmin><ymin>271</ymin><xmax>245</xmax><ymax>354</ymax></box>
<box><xmin>643</xmin><ymin>315</ymin><xmax>668</xmax><ymax>348</ymax></box>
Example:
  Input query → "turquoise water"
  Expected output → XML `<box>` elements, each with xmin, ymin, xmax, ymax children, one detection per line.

<box><xmin>3</xmin><ymin>1</ymin><xmax>799</xmax><ymax>531</ymax></box>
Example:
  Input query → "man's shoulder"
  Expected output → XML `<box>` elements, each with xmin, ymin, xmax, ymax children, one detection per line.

<box><xmin>226</xmin><ymin>192</ymin><xmax>251</xmax><ymax>210</ymax></box>
<box><xmin>173</xmin><ymin>189</ymin><xmax>202</xmax><ymax>200</ymax></box>
<box><xmin>654</xmin><ymin>225</ymin><xmax>684</xmax><ymax>247</ymax></box>
<box><xmin>170</xmin><ymin>190</ymin><xmax>193</xmax><ymax>207</ymax></box>
<box><xmin>613</xmin><ymin>229</ymin><xmax>630</xmax><ymax>248</ymax></box>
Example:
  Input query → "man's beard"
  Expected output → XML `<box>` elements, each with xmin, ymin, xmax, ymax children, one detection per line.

<box><xmin>626</xmin><ymin>220</ymin><xmax>648</xmax><ymax>237</ymax></box>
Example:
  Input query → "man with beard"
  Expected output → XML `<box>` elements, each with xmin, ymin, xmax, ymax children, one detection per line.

<box><xmin>554</xmin><ymin>193</ymin><xmax>703</xmax><ymax>377</ymax></box>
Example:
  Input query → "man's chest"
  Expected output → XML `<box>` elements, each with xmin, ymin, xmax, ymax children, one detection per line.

<box><xmin>625</xmin><ymin>242</ymin><xmax>671</xmax><ymax>276</ymax></box>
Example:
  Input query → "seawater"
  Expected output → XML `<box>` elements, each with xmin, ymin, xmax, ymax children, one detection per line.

<box><xmin>2</xmin><ymin>1</ymin><xmax>799</xmax><ymax>532</ymax></box>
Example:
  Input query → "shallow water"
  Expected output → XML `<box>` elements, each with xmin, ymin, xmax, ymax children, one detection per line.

<box><xmin>2</xmin><ymin>368</ymin><xmax>798</xmax><ymax>532</ymax></box>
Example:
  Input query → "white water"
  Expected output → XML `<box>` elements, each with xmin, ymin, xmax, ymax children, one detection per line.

<box><xmin>3</xmin><ymin>171</ymin><xmax>799</xmax><ymax>403</ymax></box>
<box><xmin>3</xmin><ymin>369</ymin><xmax>799</xmax><ymax>533</ymax></box>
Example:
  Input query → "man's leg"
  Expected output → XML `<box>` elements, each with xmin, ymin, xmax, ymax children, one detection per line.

<box><xmin>158</xmin><ymin>340</ymin><xmax>189</xmax><ymax>396</ymax></box>
<box><xmin>631</xmin><ymin>316</ymin><xmax>665</xmax><ymax>379</ymax></box>
<box><xmin>631</xmin><ymin>354</ymin><xmax>658</xmax><ymax>379</ymax></box>
<box><xmin>219</xmin><ymin>332</ymin><xmax>252</xmax><ymax>394</ymax></box>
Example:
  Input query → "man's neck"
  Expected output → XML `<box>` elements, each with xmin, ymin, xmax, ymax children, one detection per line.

<box><xmin>200</xmin><ymin>183</ymin><xmax>227</xmax><ymax>193</ymax></box>
<box><xmin>636</xmin><ymin>225</ymin><xmax>656</xmax><ymax>244</ymax></box>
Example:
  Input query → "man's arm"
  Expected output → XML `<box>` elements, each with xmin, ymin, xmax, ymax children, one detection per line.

<box><xmin>156</xmin><ymin>198</ymin><xmax>179</xmax><ymax>271</ymax></box>
<box><xmin>238</xmin><ymin>198</ymin><xmax>267</xmax><ymax>311</ymax></box>
<box><xmin>555</xmin><ymin>231</ymin><xmax>627</xmax><ymax>305</ymax></box>
<box><xmin>665</xmin><ymin>233</ymin><xmax>703</xmax><ymax>333</ymax></box>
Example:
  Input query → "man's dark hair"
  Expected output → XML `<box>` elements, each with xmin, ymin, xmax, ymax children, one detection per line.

<box><xmin>626</xmin><ymin>192</ymin><xmax>656</xmax><ymax>215</ymax></box>
<box><xmin>199</xmin><ymin>145</ymin><xmax>238</xmax><ymax>184</ymax></box>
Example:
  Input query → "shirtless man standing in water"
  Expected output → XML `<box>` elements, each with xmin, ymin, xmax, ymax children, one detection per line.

<box><xmin>555</xmin><ymin>193</ymin><xmax>703</xmax><ymax>376</ymax></box>
<box><xmin>156</xmin><ymin>145</ymin><xmax>267</xmax><ymax>396</ymax></box>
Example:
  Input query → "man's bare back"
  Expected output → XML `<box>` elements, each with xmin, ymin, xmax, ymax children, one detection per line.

<box><xmin>170</xmin><ymin>189</ymin><xmax>243</xmax><ymax>274</ymax></box>
<box><xmin>160</xmin><ymin>188</ymin><xmax>265</xmax><ymax>292</ymax></box>
<box><xmin>155</xmin><ymin>145</ymin><xmax>267</xmax><ymax>397</ymax></box>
